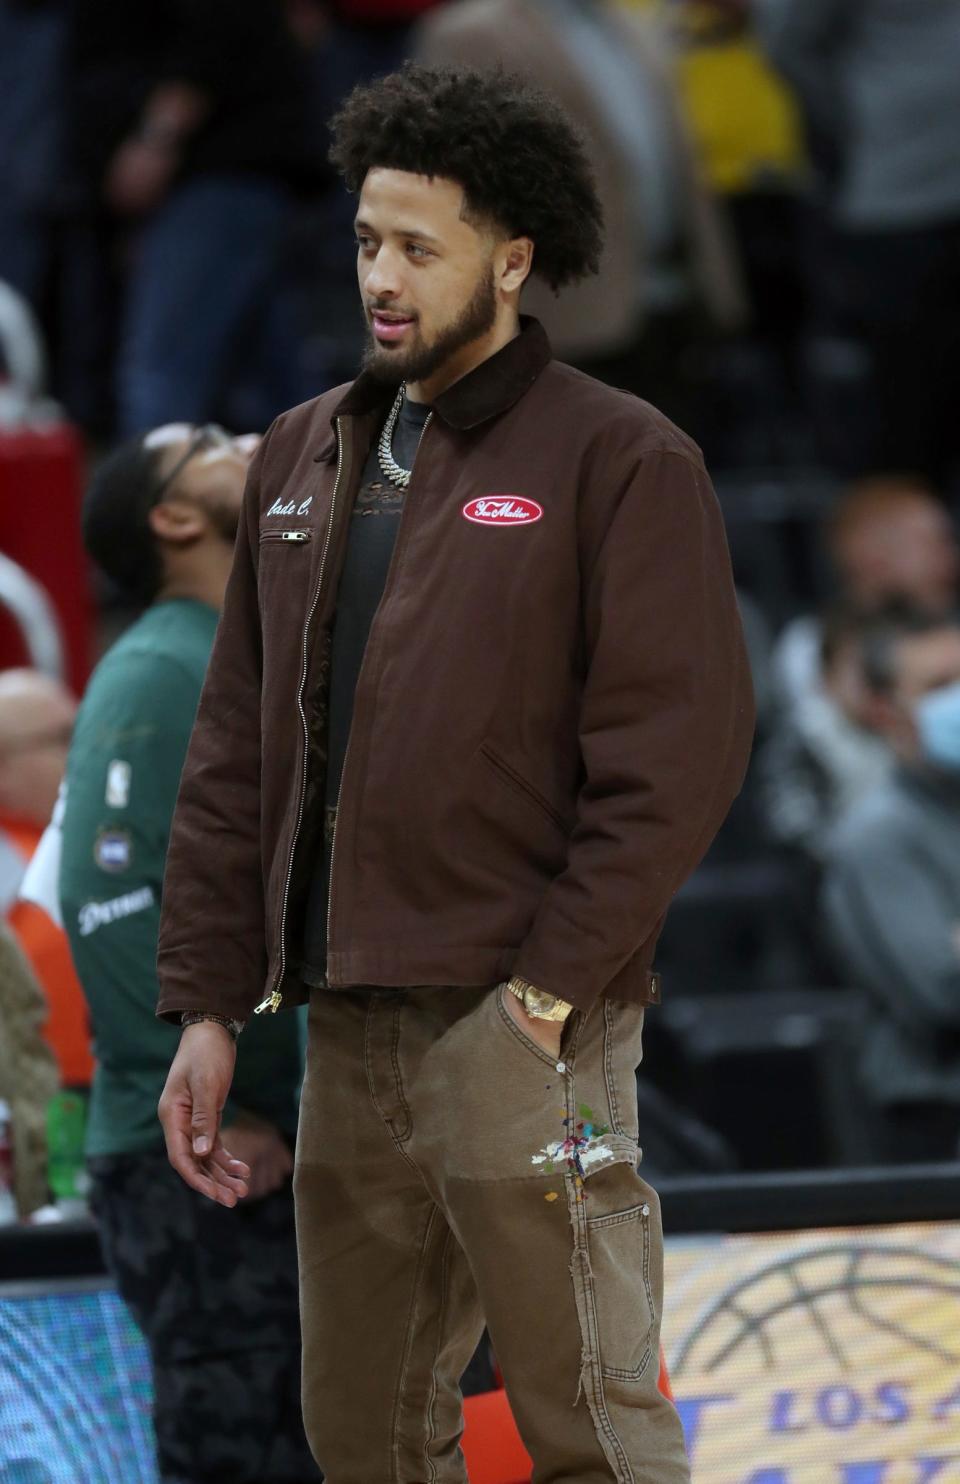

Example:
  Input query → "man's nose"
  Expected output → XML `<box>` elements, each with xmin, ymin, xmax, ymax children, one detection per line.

<box><xmin>364</xmin><ymin>245</ymin><xmax>403</xmax><ymax>300</ymax></box>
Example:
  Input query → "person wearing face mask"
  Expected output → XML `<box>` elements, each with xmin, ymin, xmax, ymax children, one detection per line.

<box><xmin>823</xmin><ymin>604</ymin><xmax>960</xmax><ymax>1164</ymax></box>
<box><xmin>58</xmin><ymin>424</ymin><xmax>320</xmax><ymax>1484</ymax></box>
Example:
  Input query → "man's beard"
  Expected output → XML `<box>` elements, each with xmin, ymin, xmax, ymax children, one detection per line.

<box><xmin>171</xmin><ymin>489</ymin><xmax>242</xmax><ymax>545</ymax></box>
<box><xmin>362</xmin><ymin>266</ymin><xmax>498</xmax><ymax>388</ymax></box>
<box><xmin>205</xmin><ymin>496</ymin><xmax>242</xmax><ymax>545</ymax></box>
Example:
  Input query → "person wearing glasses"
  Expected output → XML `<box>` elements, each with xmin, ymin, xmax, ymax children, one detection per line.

<box><xmin>58</xmin><ymin>424</ymin><xmax>321</xmax><ymax>1484</ymax></box>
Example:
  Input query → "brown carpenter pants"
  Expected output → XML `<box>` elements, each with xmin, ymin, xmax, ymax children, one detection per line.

<box><xmin>294</xmin><ymin>984</ymin><xmax>691</xmax><ymax>1484</ymax></box>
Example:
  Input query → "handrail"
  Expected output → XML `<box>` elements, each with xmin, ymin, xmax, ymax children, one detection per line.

<box><xmin>0</xmin><ymin>551</ymin><xmax>65</xmax><ymax>679</ymax></box>
<box><xmin>0</xmin><ymin>277</ymin><xmax>60</xmax><ymax>427</ymax></box>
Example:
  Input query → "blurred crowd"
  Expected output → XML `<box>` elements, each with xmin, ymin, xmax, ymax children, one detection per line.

<box><xmin>2</xmin><ymin>0</ymin><xmax>960</xmax><ymax>1215</ymax></box>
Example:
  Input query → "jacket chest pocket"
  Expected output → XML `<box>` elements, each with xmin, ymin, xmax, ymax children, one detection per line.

<box><xmin>257</xmin><ymin>527</ymin><xmax>315</xmax><ymax>626</ymax></box>
<box><xmin>259</xmin><ymin>528</ymin><xmax>313</xmax><ymax>545</ymax></box>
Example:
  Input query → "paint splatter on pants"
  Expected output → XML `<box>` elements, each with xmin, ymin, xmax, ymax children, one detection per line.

<box><xmin>294</xmin><ymin>985</ymin><xmax>690</xmax><ymax>1483</ymax></box>
<box><xmin>89</xmin><ymin>1152</ymin><xmax>322</xmax><ymax>1483</ymax></box>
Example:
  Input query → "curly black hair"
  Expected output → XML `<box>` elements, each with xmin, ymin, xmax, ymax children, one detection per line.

<box><xmin>328</xmin><ymin>63</ymin><xmax>604</xmax><ymax>292</ymax></box>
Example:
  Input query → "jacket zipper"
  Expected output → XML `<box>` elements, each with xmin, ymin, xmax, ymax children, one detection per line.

<box><xmin>254</xmin><ymin>420</ymin><xmax>346</xmax><ymax>1015</ymax></box>
<box><xmin>259</xmin><ymin>529</ymin><xmax>312</xmax><ymax>544</ymax></box>
<box><xmin>324</xmin><ymin>412</ymin><xmax>434</xmax><ymax>984</ymax></box>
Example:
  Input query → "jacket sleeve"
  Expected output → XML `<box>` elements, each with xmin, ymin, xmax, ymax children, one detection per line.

<box><xmin>156</xmin><ymin>432</ymin><xmax>270</xmax><ymax>1024</ymax></box>
<box><xmin>513</xmin><ymin>447</ymin><xmax>755</xmax><ymax>1011</ymax></box>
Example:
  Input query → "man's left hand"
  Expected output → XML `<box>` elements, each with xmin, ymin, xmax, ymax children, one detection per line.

<box><xmin>501</xmin><ymin>986</ymin><xmax>563</xmax><ymax>1060</ymax></box>
<box><xmin>219</xmin><ymin>1116</ymin><xmax>294</xmax><ymax>1202</ymax></box>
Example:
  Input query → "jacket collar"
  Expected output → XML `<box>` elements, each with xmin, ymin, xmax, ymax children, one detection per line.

<box><xmin>332</xmin><ymin>316</ymin><xmax>552</xmax><ymax>432</ymax></box>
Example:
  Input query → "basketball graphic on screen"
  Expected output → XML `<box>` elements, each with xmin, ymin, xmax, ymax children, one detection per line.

<box><xmin>662</xmin><ymin>1224</ymin><xmax>960</xmax><ymax>1481</ymax></box>
<box><xmin>671</xmin><ymin>1240</ymin><xmax>960</xmax><ymax>1377</ymax></box>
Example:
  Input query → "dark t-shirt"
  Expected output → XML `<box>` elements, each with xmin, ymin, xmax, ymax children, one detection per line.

<box><xmin>301</xmin><ymin>395</ymin><xmax>431</xmax><ymax>983</ymax></box>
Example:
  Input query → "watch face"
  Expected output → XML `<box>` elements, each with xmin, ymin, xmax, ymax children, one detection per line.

<box><xmin>524</xmin><ymin>986</ymin><xmax>555</xmax><ymax>1016</ymax></box>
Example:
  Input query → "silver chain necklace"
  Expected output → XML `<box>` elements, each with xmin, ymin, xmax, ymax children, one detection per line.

<box><xmin>377</xmin><ymin>384</ymin><xmax>433</xmax><ymax>490</ymax></box>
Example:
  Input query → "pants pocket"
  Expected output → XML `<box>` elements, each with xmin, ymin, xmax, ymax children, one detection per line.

<box><xmin>587</xmin><ymin>1198</ymin><xmax>656</xmax><ymax>1383</ymax></box>
<box><xmin>493</xmin><ymin>982</ymin><xmax>563</xmax><ymax>1068</ymax></box>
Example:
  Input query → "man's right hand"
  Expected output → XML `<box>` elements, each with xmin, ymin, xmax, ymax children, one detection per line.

<box><xmin>158</xmin><ymin>1022</ymin><xmax>251</xmax><ymax>1206</ymax></box>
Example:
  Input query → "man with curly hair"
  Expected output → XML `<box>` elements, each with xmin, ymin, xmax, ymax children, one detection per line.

<box><xmin>157</xmin><ymin>63</ymin><xmax>753</xmax><ymax>1483</ymax></box>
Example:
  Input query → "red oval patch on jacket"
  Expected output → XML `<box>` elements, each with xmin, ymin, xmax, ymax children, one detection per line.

<box><xmin>462</xmin><ymin>495</ymin><xmax>543</xmax><ymax>526</ymax></box>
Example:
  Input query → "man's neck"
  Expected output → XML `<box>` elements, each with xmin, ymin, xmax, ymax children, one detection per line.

<box><xmin>155</xmin><ymin>562</ymin><xmax>227</xmax><ymax>614</ymax></box>
<box><xmin>406</xmin><ymin>312</ymin><xmax>522</xmax><ymax>405</ymax></box>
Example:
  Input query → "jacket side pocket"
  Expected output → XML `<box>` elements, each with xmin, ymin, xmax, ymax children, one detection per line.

<box><xmin>478</xmin><ymin>742</ymin><xmax>569</xmax><ymax>834</ymax></box>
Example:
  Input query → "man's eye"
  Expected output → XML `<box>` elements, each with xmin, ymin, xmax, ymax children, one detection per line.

<box><xmin>355</xmin><ymin>236</ymin><xmax>374</xmax><ymax>252</ymax></box>
<box><xmin>407</xmin><ymin>244</ymin><xmax>431</xmax><ymax>259</ymax></box>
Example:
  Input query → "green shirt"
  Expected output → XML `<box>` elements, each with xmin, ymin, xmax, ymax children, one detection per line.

<box><xmin>60</xmin><ymin>600</ymin><xmax>302</xmax><ymax>1158</ymax></box>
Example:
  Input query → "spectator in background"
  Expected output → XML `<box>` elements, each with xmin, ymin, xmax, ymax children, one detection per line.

<box><xmin>759</xmin><ymin>603</ymin><xmax>891</xmax><ymax>862</ymax></box>
<box><xmin>59</xmin><ymin>424</ymin><xmax>319</xmax><ymax>1484</ymax></box>
<box><xmin>653</xmin><ymin>1</ymin><xmax>805</xmax><ymax>208</ymax></box>
<box><xmin>64</xmin><ymin>0</ymin><xmax>316</xmax><ymax>436</ymax></box>
<box><xmin>823</xmin><ymin>606</ymin><xmax>960</xmax><ymax>1165</ymax></box>
<box><xmin>0</xmin><ymin>669</ymin><xmax>93</xmax><ymax>1091</ymax></box>
<box><xmin>756</xmin><ymin>0</ymin><xmax>960</xmax><ymax>487</ymax></box>
<box><xmin>761</xmin><ymin>478</ymin><xmax>958</xmax><ymax>862</ymax></box>
<box><xmin>0</xmin><ymin>0</ymin><xmax>64</xmax><ymax>310</ymax></box>
<box><xmin>414</xmin><ymin>0</ymin><xmax>745</xmax><ymax>433</ymax></box>
<box><xmin>773</xmin><ymin>478</ymin><xmax>959</xmax><ymax>719</ymax></box>
<box><xmin>638</xmin><ymin>0</ymin><xmax>810</xmax><ymax>464</ymax></box>
<box><xmin>0</xmin><ymin>923</ymin><xmax>59</xmax><ymax>1219</ymax></box>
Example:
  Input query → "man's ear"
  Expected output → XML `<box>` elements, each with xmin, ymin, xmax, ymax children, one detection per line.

<box><xmin>148</xmin><ymin>499</ymin><xmax>207</xmax><ymax>545</ymax></box>
<box><xmin>500</xmin><ymin>236</ymin><xmax>534</xmax><ymax>294</ymax></box>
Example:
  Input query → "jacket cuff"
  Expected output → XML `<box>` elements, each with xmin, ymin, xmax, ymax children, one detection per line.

<box><xmin>509</xmin><ymin>959</ymin><xmax>600</xmax><ymax>1015</ymax></box>
<box><xmin>180</xmin><ymin>1011</ymin><xmax>245</xmax><ymax>1040</ymax></box>
<box><xmin>510</xmin><ymin>958</ymin><xmax>663</xmax><ymax>1014</ymax></box>
<box><xmin>156</xmin><ymin>986</ymin><xmax>257</xmax><ymax>1026</ymax></box>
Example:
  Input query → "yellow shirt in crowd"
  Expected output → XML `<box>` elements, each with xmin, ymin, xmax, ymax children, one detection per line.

<box><xmin>620</xmin><ymin>0</ymin><xmax>806</xmax><ymax>194</ymax></box>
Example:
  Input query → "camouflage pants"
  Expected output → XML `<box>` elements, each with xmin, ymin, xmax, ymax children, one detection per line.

<box><xmin>89</xmin><ymin>1151</ymin><xmax>322</xmax><ymax>1484</ymax></box>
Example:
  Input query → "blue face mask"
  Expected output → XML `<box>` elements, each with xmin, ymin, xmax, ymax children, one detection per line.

<box><xmin>915</xmin><ymin>678</ymin><xmax>960</xmax><ymax>771</ymax></box>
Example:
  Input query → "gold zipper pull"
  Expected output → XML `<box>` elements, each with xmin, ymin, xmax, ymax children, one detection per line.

<box><xmin>254</xmin><ymin>989</ymin><xmax>283</xmax><ymax>1015</ymax></box>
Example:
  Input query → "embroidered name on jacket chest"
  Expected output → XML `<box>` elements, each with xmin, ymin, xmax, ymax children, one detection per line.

<box><xmin>266</xmin><ymin>495</ymin><xmax>313</xmax><ymax>517</ymax></box>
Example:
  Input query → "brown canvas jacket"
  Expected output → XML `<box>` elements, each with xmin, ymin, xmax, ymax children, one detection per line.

<box><xmin>157</xmin><ymin>319</ymin><xmax>754</xmax><ymax>1025</ymax></box>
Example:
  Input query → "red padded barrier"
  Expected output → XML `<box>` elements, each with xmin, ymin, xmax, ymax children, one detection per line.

<box><xmin>0</xmin><ymin>424</ymin><xmax>91</xmax><ymax>691</ymax></box>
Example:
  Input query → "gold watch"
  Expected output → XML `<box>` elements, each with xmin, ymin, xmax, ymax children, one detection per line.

<box><xmin>506</xmin><ymin>975</ymin><xmax>574</xmax><ymax>1023</ymax></box>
